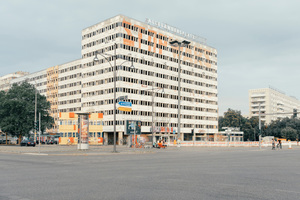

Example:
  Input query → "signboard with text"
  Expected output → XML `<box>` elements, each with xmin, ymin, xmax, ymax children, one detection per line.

<box><xmin>117</xmin><ymin>101</ymin><xmax>132</xmax><ymax>112</ymax></box>
<box><xmin>125</xmin><ymin>120</ymin><xmax>141</xmax><ymax>135</ymax></box>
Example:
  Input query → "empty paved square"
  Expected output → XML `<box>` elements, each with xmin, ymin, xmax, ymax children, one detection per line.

<box><xmin>1</xmin><ymin>146</ymin><xmax>300</xmax><ymax>200</ymax></box>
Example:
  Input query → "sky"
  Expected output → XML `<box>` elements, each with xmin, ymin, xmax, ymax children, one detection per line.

<box><xmin>1</xmin><ymin>0</ymin><xmax>299</xmax><ymax>116</ymax></box>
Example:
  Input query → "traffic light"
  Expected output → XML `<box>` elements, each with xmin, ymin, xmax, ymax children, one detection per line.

<box><xmin>293</xmin><ymin>109</ymin><xmax>297</xmax><ymax>118</ymax></box>
<box><xmin>34</xmin><ymin>121</ymin><xmax>39</xmax><ymax>131</ymax></box>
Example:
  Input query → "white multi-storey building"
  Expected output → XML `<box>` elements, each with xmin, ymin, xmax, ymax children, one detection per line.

<box><xmin>8</xmin><ymin>15</ymin><xmax>218</xmax><ymax>143</ymax></box>
<box><xmin>249</xmin><ymin>87</ymin><xmax>300</xmax><ymax>124</ymax></box>
<box><xmin>0</xmin><ymin>71</ymin><xmax>29</xmax><ymax>92</ymax></box>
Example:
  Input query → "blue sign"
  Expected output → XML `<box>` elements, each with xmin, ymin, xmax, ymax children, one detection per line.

<box><xmin>130</xmin><ymin>122</ymin><xmax>135</xmax><ymax>129</ymax></box>
<box><xmin>126</xmin><ymin>120</ymin><xmax>142</xmax><ymax>135</ymax></box>
<box><xmin>118</xmin><ymin>101</ymin><xmax>132</xmax><ymax>107</ymax></box>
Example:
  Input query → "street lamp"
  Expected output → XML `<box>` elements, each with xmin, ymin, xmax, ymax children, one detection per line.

<box><xmin>169</xmin><ymin>40</ymin><xmax>190</xmax><ymax>144</ymax></box>
<box><xmin>94</xmin><ymin>43</ymin><xmax>133</xmax><ymax>153</ymax></box>
<box><xmin>129</xmin><ymin>62</ymin><xmax>164</xmax><ymax>147</ymax></box>
<box><xmin>139</xmin><ymin>81</ymin><xmax>164</xmax><ymax>146</ymax></box>
<box><xmin>150</xmin><ymin>81</ymin><xmax>164</xmax><ymax>146</ymax></box>
<box><xmin>34</xmin><ymin>81</ymin><xmax>37</xmax><ymax>144</ymax></box>
<box><xmin>38</xmin><ymin>112</ymin><xmax>41</xmax><ymax>154</ymax></box>
<box><xmin>259</xmin><ymin>103</ymin><xmax>262</xmax><ymax>149</ymax></box>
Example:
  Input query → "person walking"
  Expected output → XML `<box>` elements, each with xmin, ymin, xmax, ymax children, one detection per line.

<box><xmin>272</xmin><ymin>138</ymin><xmax>275</xmax><ymax>150</ymax></box>
<box><xmin>278</xmin><ymin>140</ymin><xmax>282</xmax><ymax>149</ymax></box>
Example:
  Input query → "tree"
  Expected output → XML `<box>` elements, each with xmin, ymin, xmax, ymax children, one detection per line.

<box><xmin>220</xmin><ymin>108</ymin><xmax>300</xmax><ymax>141</ymax></box>
<box><xmin>264</xmin><ymin>117</ymin><xmax>300</xmax><ymax>140</ymax></box>
<box><xmin>0</xmin><ymin>82</ymin><xmax>54</xmax><ymax>144</ymax></box>
<box><xmin>242</xmin><ymin>121</ymin><xmax>253</xmax><ymax>141</ymax></box>
<box><xmin>218</xmin><ymin>116</ymin><xmax>224</xmax><ymax>131</ymax></box>
<box><xmin>219</xmin><ymin>109</ymin><xmax>260</xmax><ymax>141</ymax></box>
<box><xmin>281</xmin><ymin>127</ymin><xmax>298</xmax><ymax>141</ymax></box>
<box><xmin>221</xmin><ymin>109</ymin><xmax>243</xmax><ymax>128</ymax></box>
<box><xmin>248</xmin><ymin>117</ymin><xmax>260</xmax><ymax>141</ymax></box>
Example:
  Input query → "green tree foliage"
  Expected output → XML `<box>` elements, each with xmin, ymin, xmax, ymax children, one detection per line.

<box><xmin>0</xmin><ymin>82</ymin><xmax>54</xmax><ymax>143</ymax></box>
<box><xmin>281</xmin><ymin>127</ymin><xmax>298</xmax><ymax>141</ymax></box>
<box><xmin>220</xmin><ymin>109</ymin><xmax>300</xmax><ymax>141</ymax></box>
<box><xmin>218</xmin><ymin>116</ymin><xmax>224</xmax><ymax>131</ymax></box>
<box><xmin>222</xmin><ymin>109</ymin><xmax>242</xmax><ymax>127</ymax></box>
<box><xmin>265</xmin><ymin>117</ymin><xmax>300</xmax><ymax>140</ymax></box>
<box><xmin>219</xmin><ymin>109</ymin><xmax>260</xmax><ymax>141</ymax></box>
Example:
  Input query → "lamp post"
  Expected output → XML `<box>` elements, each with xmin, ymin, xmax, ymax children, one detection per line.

<box><xmin>150</xmin><ymin>81</ymin><xmax>164</xmax><ymax>146</ymax></box>
<box><xmin>38</xmin><ymin>112</ymin><xmax>41</xmax><ymax>154</ymax></box>
<box><xmin>94</xmin><ymin>43</ymin><xmax>133</xmax><ymax>153</ymax></box>
<box><xmin>169</xmin><ymin>40</ymin><xmax>190</xmax><ymax>144</ymax></box>
<box><xmin>138</xmin><ymin>81</ymin><xmax>164</xmax><ymax>147</ymax></box>
<box><xmin>152</xmin><ymin>82</ymin><xmax>154</xmax><ymax>146</ymax></box>
<box><xmin>259</xmin><ymin>103</ymin><xmax>261</xmax><ymax>149</ymax></box>
<box><xmin>34</xmin><ymin>82</ymin><xmax>37</xmax><ymax>143</ymax></box>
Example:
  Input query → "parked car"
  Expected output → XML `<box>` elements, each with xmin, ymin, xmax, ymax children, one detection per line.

<box><xmin>20</xmin><ymin>139</ymin><xmax>36</xmax><ymax>147</ymax></box>
<box><xmin>0</xmin><ymin>139</ymin><xmax>10</xmax><ymax>144</ymax></box>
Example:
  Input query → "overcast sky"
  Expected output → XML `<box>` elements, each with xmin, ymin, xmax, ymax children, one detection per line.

<box><xmin>1</xmin><ymin>0</ymin><xmax>299</xmax><ymax>115</ymax></box>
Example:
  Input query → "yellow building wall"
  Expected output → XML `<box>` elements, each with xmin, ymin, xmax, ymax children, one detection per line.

<box><xmin>47</xmin><ymin>66</ymin><xmax>59</xmax><ymax>133</ymax></box>
<box><xmin>58</xmin><ymin>112</ymin><xmax>104</xmax><ymax>145</ymax></box>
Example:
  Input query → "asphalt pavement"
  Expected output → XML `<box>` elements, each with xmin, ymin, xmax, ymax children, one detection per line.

<box><xmin>1</xmin><ymin>145</ymin><xmax>300</xmax><ymax>200</ymax></box>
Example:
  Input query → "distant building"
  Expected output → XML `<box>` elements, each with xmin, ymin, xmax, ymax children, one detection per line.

<box><xmin>242</xmin><ymin>114</ymin><xmax>250</xmax><ymax>119</ymax></box>
<box><xmin>249</xmin><ymin>87</ymin><xmax>300</xmax><ymax>124</ymax></box>
<box><xmin>9</xmin><ymin>69</ymin><xmax>58</xmax><ymax>133</ymax></box>
<box><xmin>0</xmin><ymin>71</ymin><xmax>29</xmax><ymax>92</ymax></box>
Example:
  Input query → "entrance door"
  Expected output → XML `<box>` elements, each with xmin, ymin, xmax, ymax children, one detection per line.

<box><xmin>107</xmin><ymin>133</ymin><xmax>118</xmax><ymax>145</ymax></box>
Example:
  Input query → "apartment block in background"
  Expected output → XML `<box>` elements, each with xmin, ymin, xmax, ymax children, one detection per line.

<box><xmin>249</xmin><ymin>87</ymin><xmax>300</xmax><ymax>124</ymax></box>
<box><xmin>0</xmin><ymin>71</ymin><xmax>29</xmax><ymax>92</ymax></box>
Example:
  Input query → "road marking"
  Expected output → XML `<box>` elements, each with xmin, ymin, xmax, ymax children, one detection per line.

<box><xmin>274</xmin><ymin>189</ymin><xmax>300</xmax><ymax>194</ymax></box>
<box><xmin>22</xmin><ymin>153</ymin><xmax>48</xmax><ymax>156</ymax></box>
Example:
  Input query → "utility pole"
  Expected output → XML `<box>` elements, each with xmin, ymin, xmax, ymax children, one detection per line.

<box><xmin>169</xmin><ymin>40</ymin><xmax>190</xmax><ymax>146</ymax></box>
<box><xmin>259</xmin><ymin>103</ymin><xmax>261</xmax><ymax>150</ymax></box>
<box><xmin>152</xmin><ymin>81</ymin><xmax>155</xmax><ymax>146</ymax></box>
<box><xmin>39</xmin><ymin>112</ymin><xmax>41</xmax><ymax>154</ymax></box>
<box><xmin>113</xmin><ymin>43</ymin><xmax>117</xmax><ymax>153</ymax></box>
<box><xmin>177</xmin><ymin>42</ymin><xmax>182</xmax><ymax>144</ymax></box>
<box><xmin>34</xmin><ymin>87</ymin><xmax>37</xmax><ymax>142</ymax></box>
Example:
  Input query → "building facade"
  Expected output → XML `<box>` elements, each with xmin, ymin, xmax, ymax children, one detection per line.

<box><xmin>0</xmin><ymin>71</ymin><xmax>29</xmax><ymax>92</ymax></box>
<box><xmin>249</xmin><ymin>87</ymin><xmax>300</xmax><ymax>124</ymax></box>
<box><xmin>58</xmin><ymin>112</ymin><xmax>103</xmax><ymax>145</ymax></box>
<box><xmin>8</xmin><ymin>15</ymin><xmax>218</xmax><ymax>144</ymax></box>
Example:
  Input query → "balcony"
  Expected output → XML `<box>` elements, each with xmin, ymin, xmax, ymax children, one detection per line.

<box><xmin>250</xmin><ymin>93</ymin><xmax>265</xmax><ymax>98</ymax></box>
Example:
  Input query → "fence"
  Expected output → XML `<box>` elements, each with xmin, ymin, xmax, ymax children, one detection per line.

<box><xmin>167</xmin><ymin>141</ymin><xmax>299</xmax><ymax>147</ymax></box>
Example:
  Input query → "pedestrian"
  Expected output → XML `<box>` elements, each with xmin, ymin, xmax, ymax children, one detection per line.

<box><xmin>272</xmin><ymin>139</ymin><xmax>275</xmax><ymax>150</ymax></box>
<box><xmin>279</xmin><ymin>140</ymin><xmax>282</xmax><ymax>149</ymax></box>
